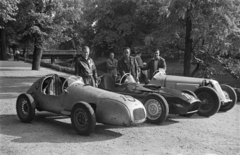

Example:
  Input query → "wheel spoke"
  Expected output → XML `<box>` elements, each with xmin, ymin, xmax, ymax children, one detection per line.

<box><xmin>199</xmin><ymin>92</ymin><xmax>214</xmax><ymax>112</ymax></box>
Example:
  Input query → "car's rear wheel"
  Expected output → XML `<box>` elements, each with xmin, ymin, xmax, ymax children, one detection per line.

<box><xmin>194</xmin><ymin>86</ymin><xmax>221</xmax><ymax>117</ymax></box>
<box><xmin>16</xmin><ymin>93</ymin><xmax>35</xmax><ymax>123</ymax></box>
<box><xmin>71</xmin><ymin>102</ymin><xmax>96</xmax><ymax>136</ymax></box>
<box><xmin>143</xmin><ymin>94</ymin><xmax>169</xmax><ymax>124</ymax></box>
<box><xmin>219</xmin><ymin>84</ymin><xmax>237</xmax><ymax>111</ymax></box>
<box><xmin>180</xmin><ymin>90</ymin><xmax>197</xmax><ymax>117</ymax></box>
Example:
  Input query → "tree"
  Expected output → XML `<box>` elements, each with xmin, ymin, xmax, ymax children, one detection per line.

<box><xmin>0</xmin><ymin>0</ymin><xmax>20</xmax><ymax>60</ymax></box>
<box><xmin>17</xmin><ymin>0</ymin><xmax>57</xmax><ymax>70</ymax></box>
<box><xmin>79</xmin><ymin>0</ymin><xmax>139</xmax><ymax>57</ymax></box>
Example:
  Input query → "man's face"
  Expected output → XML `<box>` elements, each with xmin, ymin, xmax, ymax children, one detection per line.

<box><xmin>124</xmin><ymin>49</ymin><xmax>131</xmax><ymax>59</ymax></box>
<box><xmin>83</xmin><ymin>48</ymin><xmax>90</xmax><ymax>59</ymax></box>
<box><xmin>110</xmin><ymin>53</ymin><xmax>114</xmax><ymax>59</ymax></box>
<box><xmin>154</xmin><ymin>50</ymin><xmax>160</xmax><ymax>59</ymax></box>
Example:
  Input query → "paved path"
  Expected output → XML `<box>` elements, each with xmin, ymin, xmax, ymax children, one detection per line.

<box><xmin>0</xmin><ymin>61</ymin><xmax>70</xmax><ymax>77</ymax></box>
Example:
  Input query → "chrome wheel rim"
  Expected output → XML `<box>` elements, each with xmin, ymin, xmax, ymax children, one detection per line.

<box><xmin>145</xmin><ymin>99</ymin><xmax>162</xmax><ymax>120</ymax></box>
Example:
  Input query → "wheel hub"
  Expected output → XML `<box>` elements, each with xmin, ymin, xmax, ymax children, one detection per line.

<box><xmin>198</xmin><ymin>92</ymin><xmax>214</xmax><ymax>111</ymax></box>
<box><xmin>145</xmin><ymin>99</ymin><xmax>162</xmax><ymax>120</ymax></box>
<box><xmin>21</xmin><ymin>99</ymin><xmax>29</xmax><ymax>115</ymax></box>
<box><xmin>75</xmin><ymin>110</ymin><xmax>88</xmax><ymax>128</ymax></box>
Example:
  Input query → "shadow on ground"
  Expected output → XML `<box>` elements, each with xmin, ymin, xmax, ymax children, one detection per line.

<box><xmin>0</xmin><ymin>111</ymin><xmax>180</xmax><ymax>144</ymax></box>
<box><xmin>0</xmin><ymin>113</ymin><xmax>122</xmax><ymax>143</ymax></box>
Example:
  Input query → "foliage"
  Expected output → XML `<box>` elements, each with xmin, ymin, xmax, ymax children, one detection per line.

<box><xmin>0</xmin><ymin>0</ymin><xmax>20</xmax><ymax>28</ymax></box>
<box><xmin>142</xmin><ymin>0</ymin><xmax>240</xmax><ymax>78</ymax></box>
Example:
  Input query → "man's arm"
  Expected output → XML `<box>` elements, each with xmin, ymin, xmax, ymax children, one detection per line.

<box><xmin>160</xmin><ymin>58</ymin><xmax>167</xmax><ymax>71</ymax></box>
<box><xmin>117</xmin><ymin>59</ymin><xmax>125</xmax><ymax>76</ymax></box>
<box><xmin>74</xmin><ymin>58</ymin><xmax>79</xmax><ymax>76</ymax></box>
<box><xmin>134</xmin><ymin>58</ymin><xmax>139</xmax><ymax>81</ymax></box>
<box><xmin>91</xmin><ymin>60</ymin><xmax>98</xmax><ymax>81</ymax></box>
<box><xmin>106</xmin><ymin>59</ymin><xmax>114</xmax><ymax>70</ymax></box>
<box><xmin>141</xmin><ymin>59</ymin><xmax>151</xmax><ymax>70</ymax></box>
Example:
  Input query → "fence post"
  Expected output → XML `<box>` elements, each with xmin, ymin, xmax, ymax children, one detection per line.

<box><xmin>51</xmin><ymin>55</ymin><xmax>55</xmax><ymax>64</ymax></box>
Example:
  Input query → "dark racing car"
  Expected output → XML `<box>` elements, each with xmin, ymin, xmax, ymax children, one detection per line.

<box><xmin>98</xmin><ymin>73</ymin><xmax>202</xmax><ymax>124</ymax></box>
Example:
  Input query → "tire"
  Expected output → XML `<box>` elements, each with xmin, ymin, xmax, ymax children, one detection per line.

<box><xmin>16</xmin><ymin>93</ymin><xmax>36</xmax><ymax>123</ymax></box>
<box><xmin>219</xmin><ymin>84</ymin><xmax>237</xmax><ymax>111</ymax></box>
<box><xmin>71</xmin><ymin>102</ymin><xmax>96</xmax><ymax>136</ymax></box>
<box><xmin>180</xmin><ymin>90</ymin><xmax>197</xmax><ymax>117</ymax></box>
<box><xmin>194</xmin><ymin>86</ymin><xmax>221</xmax><ymax>117</ymax></box>
<box><xmin>143</xmin><ymin>94</ymin><xmax>169</xmax><ymax>124</ymax></box>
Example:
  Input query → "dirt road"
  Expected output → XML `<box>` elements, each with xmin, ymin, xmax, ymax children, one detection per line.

<box><xmin>0</xmin><ymin>61</ymin><xmax>239</xmax><ymax>155</ymax></box>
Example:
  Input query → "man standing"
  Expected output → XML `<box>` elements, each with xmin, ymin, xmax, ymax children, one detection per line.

<box><xmin>118</xmin><ymin>47</ymin><xmax>139</xmax><ymax>81</ymax></box>
<box><xmin>142</xmin><ymin>49</ymin><xmax>167</xmax><ymax>79</ymax></box>
<box><xmin>106</xmin><ymin>52</ymin><xmax>118</xmax><ymax>81</ymax></box>
<box><xmin>75</xmin><ymin>46</ymin><xmax>98</xmax><ymax>87</ymax></box>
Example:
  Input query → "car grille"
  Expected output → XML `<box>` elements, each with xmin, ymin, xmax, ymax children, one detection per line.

<box><xmin>133</xmin><ymin>108</ymin><xmax>145</xmax><ymax>120</ymax></box>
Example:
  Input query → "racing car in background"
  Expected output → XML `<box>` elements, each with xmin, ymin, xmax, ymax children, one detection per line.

<box><xmin>16</xmin><ymin>74</ymin><xmax>146</xmax><ymax>136</ymax></box>
<box><xmin>98</xmin><ymin>73</ymin><xmax>202</xmax><ymax>124</ymax></box>
<box><xmin>149</xmin><ymin>69</ymin><xmax>237</xmax><ymax>117</ymax></box>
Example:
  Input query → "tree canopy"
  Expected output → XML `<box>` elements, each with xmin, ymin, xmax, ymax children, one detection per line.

<box><xmin>0</xmin><ymin>0</ymin><xmax>239</xmax><ymax>78</ymax></box>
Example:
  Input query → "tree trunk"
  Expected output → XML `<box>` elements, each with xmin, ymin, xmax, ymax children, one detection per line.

<box><xmin>32</xmin><ymin>40</ymin><xmax>43</xmax><ymax>70</ymax></box>
<box><xmin>183</xmin><ymin>7</ymin><xmax>193</xmax><ymax>77</ymax></box>
<box><xmin>0</xmin><ymin>29</ymin><xmax>7</xmax><ymax>60</ymax></box>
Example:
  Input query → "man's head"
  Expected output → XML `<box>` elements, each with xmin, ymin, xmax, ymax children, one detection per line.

<box><xmin>154</xmin><ymin>49</ymin><xmax>160</xmax><ymax>59</ymax></box>
<box><xmin>110</xmin><ymin>52</ymin><xmax>114</xmax><ymax>59</ymax></box>
<box><xmin>123</xmin><ymin>47</ymin><xmax>131</xmax><ymax>59</ymax></box>
<box><xmin>82</xmin><ymin>46</ymin><xmax>90</xmax><ymax>59</ymax></box>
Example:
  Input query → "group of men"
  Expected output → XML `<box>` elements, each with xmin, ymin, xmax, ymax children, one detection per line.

<box><xmin>74</xmin><ymin>46</ymin><xmax>167</xmax><ymax>87</ymax></box>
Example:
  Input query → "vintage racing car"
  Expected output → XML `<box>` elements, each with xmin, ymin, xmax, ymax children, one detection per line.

<box><xmin>98</xmin><ymin>73</ymin><xmax>202</xmax><ymax>124</ymax></box>
<box><xmin>16</xmin><ymin>74</ymin><xmax>146</xmax><ymax>136</ymax></box>
<box><xmin>149</xmin><ymin>69</ymin><xmax>237</xmax><ymax>117</ymax></box>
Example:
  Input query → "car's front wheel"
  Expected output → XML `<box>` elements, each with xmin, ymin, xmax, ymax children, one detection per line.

<box><xmin>143</xmin><ymin>94</ymin><xmax>169</xmax><ymax>124</ymax></box>
<box><xmin>16</xmin><ymin>93</ymin><xmax>35</xmax><ymax>123</ymax></box>
<box><xmin>219</xmin><ymin>84</ymin><xmax>237</xmax><ymax>112</ymax></box>
<box><xmin>194</xmin><ymin>86</ymin><xmax>221</xmax><ymax>117</ymax></box>
<box><xmin>71</xmin><ymin>102</ymin><xmax>96</xmax><ymax>136</ymax></box>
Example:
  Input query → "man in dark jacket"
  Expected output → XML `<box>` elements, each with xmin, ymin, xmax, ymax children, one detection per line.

<box><xmin>142</xmin><ymin>49</ymin><xmax>167</xmax><ymax>79</ymax></box>
<box><xmin>118</xmin><ymin>47</ymin><xmax>139</xmax><ymax>82</ymax></box>
<box><xmin>75</xmin><ymin>46</ymin><xmax>98</xmax><ymax>87</ymax></box>
<box><xmin>106</xmin><ymin>52</ymin><xmax>118</xmax><ymax>81</ymax></box>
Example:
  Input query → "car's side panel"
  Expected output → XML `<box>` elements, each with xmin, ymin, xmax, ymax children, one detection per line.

<box><xmin>33</xmin><ymin>91</ymin><xmax>65</xmax><ymax>113</ymax></box>
<box><xmin>60</xmin><ymin>84</ymin><xmax>102</xmax><ymax>111</ymax></box>
<box><xmin>174</xmin><ymin>83</ymin><xmax>199</xmax><ymax>92</ymax></box>
<box><xmin>165</xmin><ymin>75</ymin><xmax>203</xmax><ymax>85</ymax></box>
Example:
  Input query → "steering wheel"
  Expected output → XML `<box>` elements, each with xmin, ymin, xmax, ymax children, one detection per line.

<box><xmin>62</xmin><ymin>76</ymin><xmax>79</xmax><ymax>90</ymax></box>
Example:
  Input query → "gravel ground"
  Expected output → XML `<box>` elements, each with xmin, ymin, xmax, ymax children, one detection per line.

<box><xmin>0</xmin><ymin>61</ymin><xmax>239</xmax><ymax>155</ymax></box>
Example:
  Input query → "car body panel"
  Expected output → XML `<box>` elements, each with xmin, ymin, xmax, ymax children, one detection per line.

<box><xmin>26</xmin><ymin>74</ymin><xmax>146</xmax><ymax>126</ymax></box>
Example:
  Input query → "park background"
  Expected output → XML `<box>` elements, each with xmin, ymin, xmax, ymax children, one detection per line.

<box><xmin>1</xmin><ymin>0</ymin><xmax>240</xmax><ymax>90</ymax></box>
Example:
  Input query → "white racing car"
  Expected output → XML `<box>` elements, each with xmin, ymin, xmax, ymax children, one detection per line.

<box><xmin>16</xmin><ymin>74</ymin><xmax>146</xmax><ymax>136</ymax></box>
<box><xmin>149</xmin><ymin>69</ymin><xmax>237</xmax><ymax>117</ymax></box>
